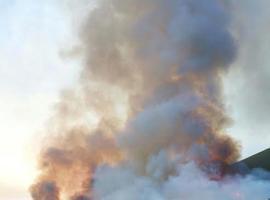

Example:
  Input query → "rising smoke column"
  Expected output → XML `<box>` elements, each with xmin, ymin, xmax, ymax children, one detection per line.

<box><xmin>80</xmin><ymin>0</ymin><xmax>239</xmax><ymax>179</ymax></box>
<box><xmin>31</xmin><ymin>0</ymin><xmax>270</xmax><ymax>199</ymax></box>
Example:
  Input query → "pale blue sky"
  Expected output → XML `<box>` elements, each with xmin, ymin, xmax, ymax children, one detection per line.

<box><xmin>0</xmin><ymin>0</ymin><xmax>269</xmax><ymax>199</ymax></box>
<box><xmin>0</xmin><ymin>0</ymin><xmax>78</xmax><ymax>199</ymax></box>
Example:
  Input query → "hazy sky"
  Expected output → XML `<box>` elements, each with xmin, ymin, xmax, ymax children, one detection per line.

<box><xmin>224</xmin><ymin>0</ymin><xmax>270</xmax><ymax>159</ymax></box>
<box><xmin>0</xmin><ymin>0</ymin><xmax>269</xmax><ymax>199</ymax></box>
<box><xmin>0</xmin><ymin>0</ymin><xmax>78</xmax><ymax>199</ymax></box>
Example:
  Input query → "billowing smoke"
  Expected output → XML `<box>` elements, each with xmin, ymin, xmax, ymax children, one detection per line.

<box><xmin>31</xmin><ymin>0</ymin><xmax>270</xmax><ymax>199</ymax></box>
<box><xmin>30</xmin><ymin>181</ymin><xmax>59</xmax><ymax>200</ymax></box>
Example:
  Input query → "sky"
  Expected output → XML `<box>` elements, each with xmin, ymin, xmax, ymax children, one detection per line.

<box><xmin>0</xmin><ymin>0</ymin><xmax>79</xmax><ymax>199</ymax></box>
<box><xmin>0</xmin><ymin>0</ymin><xmax>269</xmax><ymax>199</ymax></box>
<box><xmin>224</xmin><ymin>0</ymin><xmax>270</xmax><ymax>158</ymax></box>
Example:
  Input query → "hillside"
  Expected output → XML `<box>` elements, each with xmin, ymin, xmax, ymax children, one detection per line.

<box><xmin>241</xmin><ymin>148</ymin><xmax>270</xmax><ymax>171</ymax></box>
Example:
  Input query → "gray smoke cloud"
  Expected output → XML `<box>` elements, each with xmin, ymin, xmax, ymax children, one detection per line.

<box><xmin>30</xmin><ymin>181</ymin><xmax>59</xmax><ymax>200</ymax></box>
<box><xmin>30</xmin><ymin>0</ymin><xmax>270</xmax><ymax>199</ymax></box>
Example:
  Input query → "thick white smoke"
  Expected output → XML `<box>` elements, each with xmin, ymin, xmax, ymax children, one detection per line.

<box><xmin>31</xmin><ymin>0</ymin><xmax>270</xmax><ymax>199</ymax></box>
<box><xmin>94</xmin><ymin>162</ymin><xmax>270</xmax><ymax>200</ymax></box>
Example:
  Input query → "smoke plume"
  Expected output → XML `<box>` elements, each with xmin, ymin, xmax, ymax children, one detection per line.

<box><xmin>31</xmin><ymin>0</ymin><xmax>270</xmax><ymax>199</ymax></box>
